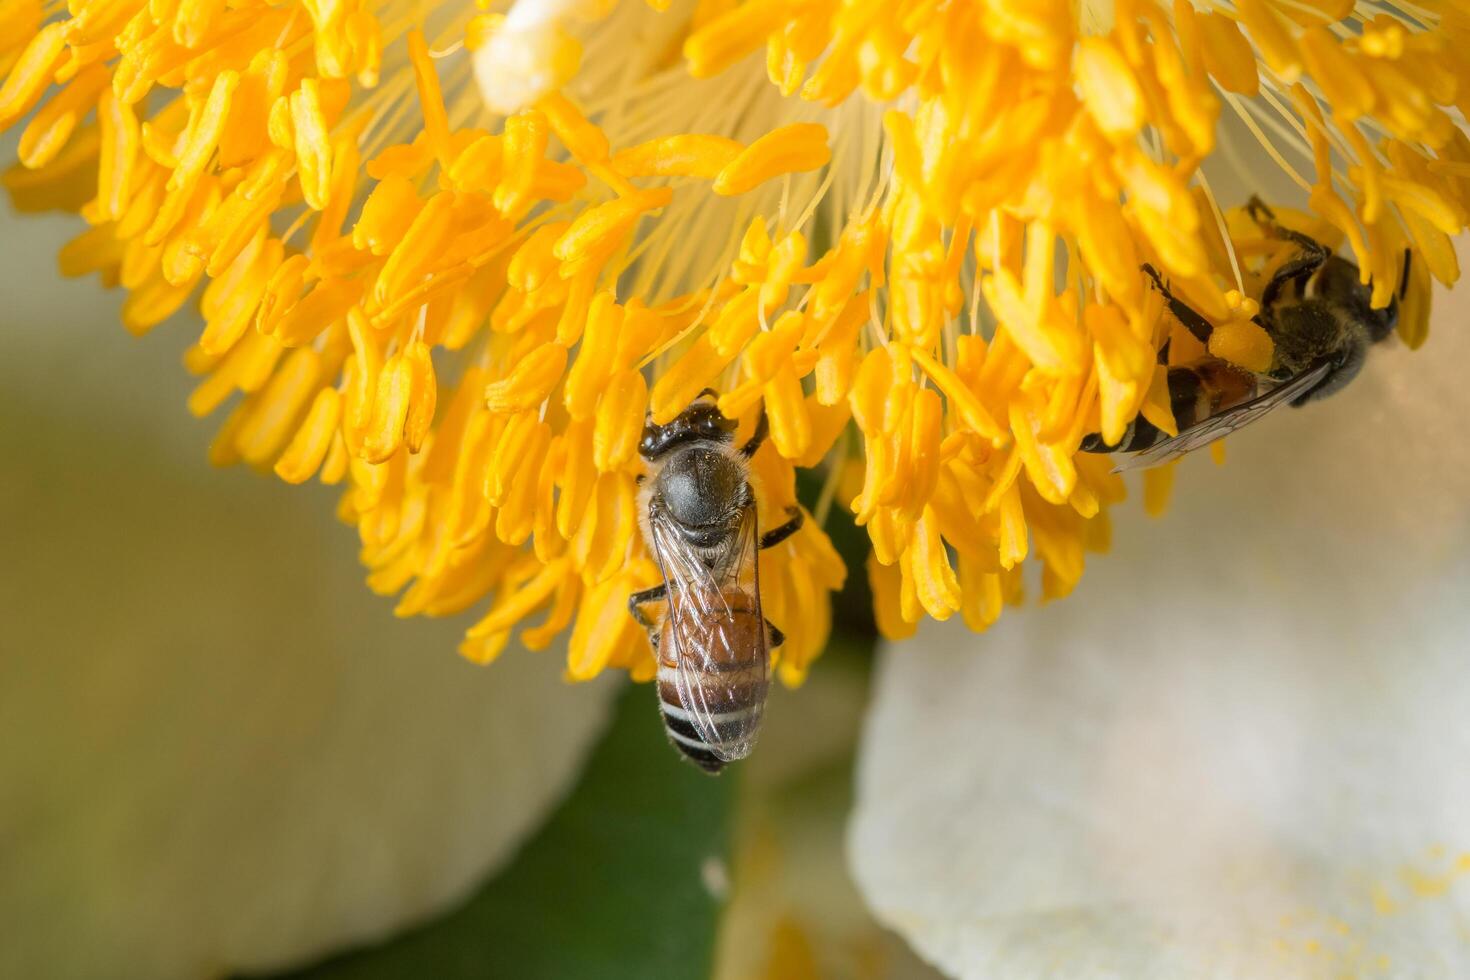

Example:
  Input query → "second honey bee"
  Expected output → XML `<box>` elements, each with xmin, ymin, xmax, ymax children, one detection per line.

<box><xmin>1083</xmin><ymin>197</ymin><xmax>1411</xmax><ymax>471</ymax></box>
<box><xmin>628</xmin><ymin>391</ymin><xmax>803</xmax><ymax>774</ymax></box>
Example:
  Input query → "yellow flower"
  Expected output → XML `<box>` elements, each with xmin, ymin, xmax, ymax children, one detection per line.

<box><xmin>0</xmin><ymin>0</ymin><xmax>1458</xmax><ymax>684</ymax></box>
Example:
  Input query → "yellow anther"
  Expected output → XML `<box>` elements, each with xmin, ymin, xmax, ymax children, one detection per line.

<box><xmin>0</xmin><ymin>23</ymin><xmax>67</xmax><ymax>129</ymax></box>
<box><xmin>712</xmin><ymin>123</ymin><xmax>831</xmax><ymax>196</ymax></box>
<box><xmin>1234</xmin><ymin>0</ymin><xmax>1302</xmax><ymax>84</ymax></box>
<box><xmin>593</xmin><ymin>368</ymin><xmax>648</xmax><ymax>471</ymax></box>
<box><xmin>539</xmin><ymin>92</ymin><xmax>608</xmax><ymax>163</ymax></box>
<box><xmin>275</xmin><ymin>387</ymin><xmax>343</xmax><ymax>484</ymax></box>
<box><xmin>172</xmin><ymin>70</ymin><xmax>238</xmax><ymax>192</ymax></box>
<box><xmin>1075</xmin><ymin>36</ymin><xmax>1143</xmax><ymax>139</ymax></box>
<box><xmin>363</xmin><ymin>351</ymin><xmax>415</xmax><ymax>463</ymax></box>
<box><xmin>237</xmin><ymin>347</ymin><xmax>323</xmax><ymax>466</ymax></box>
<box><xmin>509</xmin><ymin>221</ymin><xmax>573</xmax><ymax>293</ymax></box>
<box><xmin>290</xmin><ymin>79</ymin><xmax>332</xmax><ymax>210</ymax></box>
<box><xmin>403</xmin><ymin>341</ymin><xmax>437</xmax><ymax>454</ymax></box>
<box><xmin>352</xmin><ymin>176</ymin><xmax>421</xmax><ymax>256</ymax></box>
<box><xmin>683</xmin><ymin>0</ymin><xmax>781</xmax><ymax>78</ymax></box>
<box><xmin>611</xmin><ymin>133</ymin><xmax>744</xmax><ymax>179</ymax></box>
<box><xmin>484</xmin><ymin>341</ymin><xmax>568</xmax><ymax>413</ymax></box>
<box><xmin>494</xmin><ymin>108</ymin><xmax>549</xmax><ymax>218</ymax></box>
<box><xmin>1197</xmin><ymin>11</ymin><xmax>1260</xmax><ymax>96</ymax></box>
<box><xmin>552</xmin><ymin>187</ymin><xmax>673</xmax><ymax>264</ymax></box>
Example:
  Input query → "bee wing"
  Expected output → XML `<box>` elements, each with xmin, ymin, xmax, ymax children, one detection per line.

<box><xmin>647</xmin><ymin>502</ymin><xmax>768</xmax><ymax>762</ymax></box>
<box><xmin>1112</xmin><ymin>361</ymin><xmax>1333</xmax><ymax>473</ymax></box>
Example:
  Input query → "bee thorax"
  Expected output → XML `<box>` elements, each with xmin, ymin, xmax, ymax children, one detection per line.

<box><xmin>653</xmin><ymin>444</ymin><xmax>747</xmax><ymax>530</ymax></box>
<box><xmin>1269</xmin><ymin>303</ymin><xmax>1347</xmax><ymax>373</ymax></box>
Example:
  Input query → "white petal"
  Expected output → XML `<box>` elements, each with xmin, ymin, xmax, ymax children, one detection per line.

<box><xmin>851</xmin><ymin>267</ymin><xmax>1470</xmax><ymax>978</ymax></box>
<box><xmin>714</xmin><ymin>663</ymin><xmax>944</xmax><ymax>980</ymax></box>
<box><xmin>0</xmin><ymin>212</ymin><xmax>616</xmax><ymax>979</ymax></box>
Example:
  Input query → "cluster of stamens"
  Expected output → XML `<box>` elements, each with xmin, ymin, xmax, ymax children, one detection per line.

<box><xmin>0</xmin><ymin>0</ymin><xmax>1455</xmax><ymax>679</ymax></box>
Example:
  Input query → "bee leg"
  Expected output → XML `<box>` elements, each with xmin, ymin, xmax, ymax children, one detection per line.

<box><xmin>765</xmin><ymin>619</ymin><xmax>785</xmax><ymax>650</ymax></box>
<box><xmin>1241</xmin><ymin>197</ymin><xmax>1331</xmax><ymax>310</ymax></box>
<box><xmin>1260</xmin><ymin>236</ymin><xmax>1329</xmax><ymax>311</ymax></box>
<box><xmin>760</xmin><ymin>506</ymin><xmax>804</xmax><ymax>549</ymax></box>
<box><xmin>740</xmin><ymin>407</ymin><xmax>769</xmax><ymax>458</ymax></box>
<box><xmin>1247</xmin><ymin>195</ymin><xmax>1327</xmax><ymax>258</ymax></box>
<box><xmin>1245</xmin><ymin>194</ymin><xmax>1277</xmax><ymax>227</ymax></box>
<box><xmin>628</xmin><ymin>584</ymin><xmax>667</xmax><ymax>628</ymax></box>
<box><xmin>1142</xmin><ymin>262</ymin><xmax>1215</xmax><ymax>345</ymax></box>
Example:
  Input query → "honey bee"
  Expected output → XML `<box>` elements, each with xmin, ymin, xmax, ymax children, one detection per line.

<box><xmin>628</xmin><ymin>391</ymin><xmax>803</xmax><ymax>773</ymax></box>
<box><xmin>1082</xmin><ymin>197</ymin><xmax>1409</xmax><ymax>471</ymax></box>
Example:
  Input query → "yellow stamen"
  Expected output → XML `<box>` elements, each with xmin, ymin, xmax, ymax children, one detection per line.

<box><xmin>1</xmin><ymin>0</ymin><xmax>1461</xmax><ymax>689</ymax></box>
<box><xmin>611</xmin><ymin>133</ymin><xmax>744</xmax><ymax>180</ymax></box>
<box><xmin>712</xmin><ymin>123</ymin><xmax>830</xmax><ymax>196</ymax></box>
<box><xmin>485</xmin><ymin>341</ymin><xmax>568</xmax><ymax>413</ymax></box>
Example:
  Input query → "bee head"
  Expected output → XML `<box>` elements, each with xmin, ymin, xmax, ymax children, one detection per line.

<box><xmin>639</xmin><ymin>391</ymin><xmax>738</xmax><ymax>461</ymax></box>
<box><xmin>1365</xmin><ymin>294</ymin><xmax>1399</xmax><ymax>343</ymax></box>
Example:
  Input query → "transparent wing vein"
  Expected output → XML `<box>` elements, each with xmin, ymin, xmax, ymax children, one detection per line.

<box><xmin>1113</xmin><ymin>362</ymin><xmax>1332</xmax><ymax>473</ymax></box>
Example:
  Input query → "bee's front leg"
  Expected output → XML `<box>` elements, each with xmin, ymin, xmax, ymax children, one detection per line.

<box><xmin>1245</xmin><ymin>194</ymin><xmax>1278</xmax><ymax>227</ymax></box>
<box><xmin>1142</xmin><ymin>263</ymin><xmax>1216</xmax><ymax>346</ymax></box>
<box><xmin>741</xmin><ymin>407</ymin><xmax>769</xmax><ymax>458</ymax></box>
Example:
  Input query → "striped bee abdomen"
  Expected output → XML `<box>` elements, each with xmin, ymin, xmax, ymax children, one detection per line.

<box><xmin>1080</xmin><ymin>360</ymin><xmax>1257</xmax><ymax>453</ymax></box>
<box><xmin>656</xmin><ymin>590</ymin><xmax>768</xmax><ymax>773</ymax></box>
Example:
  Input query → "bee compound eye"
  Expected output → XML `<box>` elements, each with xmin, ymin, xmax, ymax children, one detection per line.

<box><xmin>640</xmin><ymin>418</ymin><xmax>674</xmax><ymax>458</ymax></box>
<box><xmin>692</xmin><ymin>407</ymin><xmax>737</xmax><ymax>442</ymax></box>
